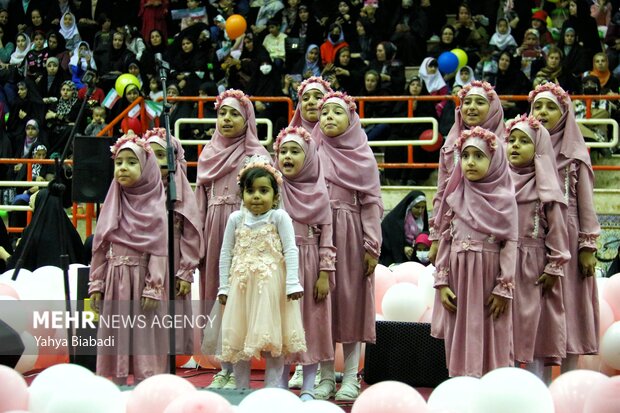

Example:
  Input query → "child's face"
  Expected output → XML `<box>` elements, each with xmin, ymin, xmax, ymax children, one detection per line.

<box><xmin>364</xmin><ymin>73</ymin><xmax>378</xmax><ymax>92</ymax></box>
<box><xmin>46</xmin><ymin>61</ymin><xmax>59</xmax><ymax>76</ymax></box>
<box><xmin>497</xmin><ymin>20</ymin><xmax>508</xmax><ymax>34</ymax></box>
<box><xmin>426</xmin><ymin>64</ymin><xmax>438</xmax><ymax>75</ymax></box>
<box><xmin>93</xmin><ymin>109</ymin><xmax>105</xmax><ymax>125</ymax></box>
<box><xmin>320</xmin><ymin>103</ymin><xmax>349</xmax><ymax>137</ymax></box>
<box><xmin>63</xmin><ymin>13</ymin><xmax>74</xmax><ymax>27</ymax></box>
<box><xmin>268</xmin><ymin>24</ymin><xmax>279</xmax><ymax>36</ymax></box>
<box><xmin>546</xmin><ymin>52</ymin><xmax>561</xmax><ymax>69</ymax></box>
<box><xmin>128</xmin><ymin>64</ymin><xmax>140</xmax><ymax>76</ymax></box>
<box><xmin>181</xmin><ymin>38</ymin><xmax>194</xmax><ymax>53</ymax></box>
<box><xmin>217</xmin><ymin>105</ymin><xmax>246</xmax><ymax>138</ymax></box>
<box><xmin>149</xmin><ymin>142</ymin><xmax>168</xmax><ymax>178</ymax></box>
<box><xmin>338</xmin><ymin>49</ymin><xmax>351</xmax><ymax>66</ymax></box>
<box><xmin>243</xmin><ymin>176</ymin><xmax>276</xmax><ymax>216</ymax></box>
<box><xmin>506</xmin><ymin>129</ymin><xmax>535</xmax><ymax>167</ymax></box>
<box><xmin>79</xmin><ymin>44</ymin><xmax>88</xmax><ymax>55</ymax></box>
<box><xmin>16</xmin><ymin>35</ymin><xmax>27</xmax><ymax>50</ymax></box>
<box><xmin>459</xmin><ymin>69</ymin><xmax>470</xmax><ymax>82</ymax></box>
<box><xmin>48</xmin><ymin>35</ymin><xmax>58</xmax><ymax>50</ymax></box>
<box><xmin>531</xmin><ymin>19</ymin><xmax>541</xmax><ymax>29</ymax></box>
<box><xmin>150</xmin><ymin>79</ymin><xmax>159</xmax><ymax>92</ymax></box>
<box><xmin>416</xmin><ymin>243</ymin><xmax>430</xmax><ymax>252</ymax></box>
<box><xmin>461</xmin><ymin>94</ymin><xmax>490</xmax><ymax>127</ymax></box>
<box><xmin>307</xmin><ymin>47</ymin><xmax>319</xmax><ymax>62</ymax></box>
<box><xmin>409</xmin><ymin>80</ymin><xmax>422</xmax><ymax>96</ymax></box>
<box><xmin>461</xmin><ymin>146</ymin><xmax>490</xmax><ymax>181</ymax></box>
<box><xmin>33</xmin><ymin>149</ymin><xmax>47</xmax><ymax>160</ymax></box>
<box><xmin>532</xmin><ymin>98</ymin><xmax>562</xmax><ymax>130</ymax></box>
<box><xmin>410</xmin><ymin>201</ymin><xmax>426</xmax><ymax>219</ymax></box>
<box><xmin>301</xmin><ymin>89</ymin><xmax>324</xmax><ymax>122</ymax></box>
<box><xmin>25</xmin><ymin>125</ymin><xmax>38</xmax><ymax>138</ymax></box>
<box><xmin>125</xmin><ymin>86</ymin><xmax>140</xmax><ymax>102</ymax></box>
<box><xmin>524</xmin><ymin>33</ymin><xmax>537</xmax><ymax>47</ymax></box>
<box><xmin>277</xmin><ymin>141</ymin><xmax>306</xmax><ymax>178</ymax></box>
<box><xmin>114</xmin><ymin>149</ymin><xmax>142</xmax><ymax>187</ymax></box>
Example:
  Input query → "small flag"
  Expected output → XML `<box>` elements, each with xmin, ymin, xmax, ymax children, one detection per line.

<box><xmin>127</xmin><ymin>104</ymin><xmax>141</xmax><ymax>118</ymax></box>
<box><xmin>102</xmin><ymin>89</ymin><xmax>119</xmax><ymax>109</ymax></box>
<box><xmin>145</xmin><ymin>100</ymin><xmax>163</xmax><ymax>119</ymax></box>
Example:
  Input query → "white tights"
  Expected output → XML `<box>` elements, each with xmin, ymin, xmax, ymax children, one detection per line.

<box><xmin>320</xmin><ymin>342</ymin><xmax>361</xmax><ymax>383</ymax></box>
<box><xmin>233</xmin><ymin>354</ymin><xmax>284</xmax><ymax>389</ymax></box>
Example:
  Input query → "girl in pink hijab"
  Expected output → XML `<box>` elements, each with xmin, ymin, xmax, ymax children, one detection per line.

<box><xmin>505</xmin><ymin>115</ymin><xmax>570</xmax><ymax>383</ymax></box>
<box><xmin>195</xmin><ymin>89</ymin><xmax>271</xmax><ymax>389</ymax></box>
<box><xmin>89</xmin><ymin>133</ymin><xmax>168</xmax><ymax>384</ymax></box>
<box><xmin>146</xmin><ymin>128</ymin><xmax>204</xmax><ymax>356</ymax></box>
<box><xmin>275</xmin><ymin>126</ymin><xmax>336</xmax><ymax>400</ymax></box>
<box><xmin>288</xmin><ymin>76</ymin><xmax>333</xmax><ymax>135</ymax></box>
<box><xmin>429</xmin><ymin>80</ymin><xmax>504</xmax><ymax>264</ymax></box>
<box><xmin>312</xmin><ymin>92</ymin><xmax>383</xmax><ymax>401</ymax></box>
<box><xmin>529</xmin><ymin>82</ymin><xmax>600</xmax><ymax>373</ymax></box>
<box><xmin>431</xmin><ymin>126</ymin><xmax>518</xmax><ymax>378</ymax></box>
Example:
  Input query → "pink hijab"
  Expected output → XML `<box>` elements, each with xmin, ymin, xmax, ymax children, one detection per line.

<box><xmin>437</xmin><ymin>127</ymin><xmax>517</xmax><ymax>240</ymax></box>
<box><xmin>196</xmin><ymin>89</ymin><xmax>270</xmax><ymax>185</ymax></box>
<box><xmin>145</xmin><ymin>128</ymin><xmax>204</xmax><ymax>252</ymax></box>
<box><xmin>505</xmin><ymin>115</ymin><xmax>566</xmax><ymax>205</ymax></box>
<box><xmin>289</xmin><ymin>76</ymin><xmax>333</xmax><ymax>133</ymax></box>
<box><xmin>528</xmin><ymin>83</ymin><xmax>592</xmax><ymax>172</ymax></box>
<box><xmin>274</xmin><ymin>126</ymin><xmax>332</xmax><ymax>225</ymax></box>
<box><xmin>93</xmin><ymin>134</ymin><xmax>167</xmax><ymax>256</ymax></box>
<box><xmin>443</xmin><ymin>81</ymin><xmax>505</xmax><ymax>154</ymax></box>
<box><xmin>313</xmin><ymin>92</ymin><xmax>382</xmax><ymax>205</ymax></box>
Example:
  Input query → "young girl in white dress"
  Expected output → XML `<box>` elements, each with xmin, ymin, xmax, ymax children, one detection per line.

<box><xmin>218</xmin><ymin>156</ymin><xmax>306</xmax><ymax>389</ymax></box>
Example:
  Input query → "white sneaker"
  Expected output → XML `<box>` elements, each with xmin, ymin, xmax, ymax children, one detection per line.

<box><xmin>314</xmin><ymin>367</ymin><xmax>321</xmax><ymax>386</ymax></box>
<box><xmin>222</xmin><ymin>373</ymin><xmax>237</xmax><ymax>390</ymax></box>
<box><xmin>288</xmin><ymin>365</ymin><xmax>303</xmax><ymax>389</ymax></box>
<box><xmin>207</xmin><ymin>370</ymin><xmax>230</xmax><ymax>389</ymax></box>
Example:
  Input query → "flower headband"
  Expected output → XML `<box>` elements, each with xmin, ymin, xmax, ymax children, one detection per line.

<box><xmin>110</xmin><ymin>132</ymin><xmax>152</xmax><ymax>157</ymax></box>
<box><xmin>318</xmin><ymin>91</ymin><xmax>357</xmax><ymax>112</ymax></box>
<box><xmin>457</xmin><ymin>126</ymin><xmax>498</xmax><ymax>153</ymax></box>
<box><xmin>505</xmin><ymin>114</ymin><xmax>541</xmax><ymax>137</ymax></box>
<box><xmin>458</xmin><ymin>80</ymin><xmax>496</xmax><ymax>101</ymax></box>
<box><xmin>297</xmin><ymin>76</ymin><xmax>332</xmax><ymax>98</ymax></box>
<box><xmin>237</xmin><ymin>154</ymin><xmax>283</xmax><ymax>186</ymax></box>
<box><xmin>214</xmin><ymin>89</ymin><xmax>250</xmax><ymax>111</ymax></box>
<box><xmin>143</xmin><ymin>127</ymin><xmax>172</xmax><ymax>141</ymax></box>
<box><xmin>528</xmin><ymin>82</ymin><xmax>570</xmax><ymax>107</ymax></box>
<box><xmin>273</xmin><ymin>126</ymin><xmax>311</xmax><ymax>151</ymax></box>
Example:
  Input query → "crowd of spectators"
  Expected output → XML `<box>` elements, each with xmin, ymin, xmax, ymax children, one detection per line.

<box><xmin>0</xmin><ymin>0</ymin><xmax>619</xmax><ymax>193</ymax></box>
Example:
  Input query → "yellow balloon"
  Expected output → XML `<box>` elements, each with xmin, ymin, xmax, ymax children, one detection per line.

<box><xmin>115</xmin><ymin>74</ymin><xmax>141</xmax><ymax>97</ymax></box>
<box><xmin>451</xmin><ymin>48</ymin><xmax>468</xmax><ymax>69</ymax></box>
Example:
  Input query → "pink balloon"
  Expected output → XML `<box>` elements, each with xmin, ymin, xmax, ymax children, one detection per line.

<box><xmin>578</xmin><ymin>355</ymin><xmax>618</xmax><ymax>375</ymax></box>
<box><xmin>600</xmin><ymin>298</ymin><xmax>615</xmax><ymax>337</ymax></box>
<box><xmin>126</xmin><ymin>374</ymin><xmax>197</xmax><ymax>413</ymax></box>
<box><xmin>0</xmin><ymin>282</ymin><xmax>19</xmax><ymax>299</ymax></box>
<box><xmin>374</xmin><ymin>264</ymin><xmax>396</xmax><ymax>314</ymax></box>
<box><xmin>602</xmin><ymin>274</ymin><xmax>620</xmax><ymax>320</ymax></box>
<box><xmin>0</xmin><ymin>365</ymin><xmax>29</xmax><ymax>411</ymax></box>
<box><xmin>393</xmin><ymin>262</ymin><xmax>424</xmax><ymax>285</ymax></box>
<box><xmin>162</xmin><ymin>391</ymin><xmax>234</xmax><ymax>413</ymax></box>
<box><xmin>583</xmin><ymin>376</ymin><xmax>620</xmax><ymax>413</ymax></box>
<box><xmin>352</xmin><ymin>381</ymin><xmax>428</xmax><ymax>413</ymax></box>
<box><xmin>549</xmin><ymin>370</ymin><xmax>609</xmax><ymax>413</ymax></box>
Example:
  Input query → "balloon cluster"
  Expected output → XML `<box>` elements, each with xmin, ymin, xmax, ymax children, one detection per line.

<box><xmin>437</xmin><ymin>48</ymin><xmax>468</xmax><ymax>74</ymax></box>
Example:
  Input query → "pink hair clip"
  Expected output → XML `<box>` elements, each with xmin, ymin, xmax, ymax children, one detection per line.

<box><xmin>110</xmin><ymin>132</ymin><xmax>152</xmax><ymax>157</ymax></box>
<box><xmin>458</xmin><ymin>80</ymin><xmax>496</xmax><ymax>101</ymax></box>
<box><xmin>297</xmin><ymin>76</ymin><xmax>332</xmax><ymax>97</ymax></box>
<box><xmin>215</xmin><ymin>89</ymin><xmax>250</xmax><ymax>110</ymax></box>
<box><xmin>457</xmin><ymin>126</ymin><xmax>498</xmax><ymax>153</ymax></box>
<box><xmin>318</xmin><ymin>91</ymin><xmax>357</xmax><ymax>112</ymax></box>
<box><xmin>273</xmin><ymin>126</ymin><xmax>311</xmax><ymax>151</ymax></box>
<box><xmin>237</xmin><ymin>154</ymin><xmax>283</xmax><ymax>186</ymax></box>
<box><xmin>528</xmin><ymin>82</ymin><xmax>570</xmax><ymax>106</ymax></box>
<box><xmin>504</xmin><ymin>114</ymin><xmax>541</xmax><ymax>137</ymax></box>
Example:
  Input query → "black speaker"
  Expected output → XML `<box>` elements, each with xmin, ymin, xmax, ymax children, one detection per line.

<box><xmin>0</xmin><ymin>318</ymin><xmax>24</xmax><ymax>368</ymax></box>
<box><xmin>74</xmin><ymin>266</ymin><xmax>97</xmax><ymax>371</ymax></box>
<box><xmin>364</xmin><ymin>321</ymin><xmax>450</xmax><ymax>387</ymax></box>
<box><xmin>72</xmin><ymin>135</ymin><xmax>115</xmax><ymax>203</ymax></box>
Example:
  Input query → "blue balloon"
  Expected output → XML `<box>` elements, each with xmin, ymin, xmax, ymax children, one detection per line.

<box><xmin>437</xmin><ymin>52</ymin><xmax>459</xmax><ymax>74</ymax></box>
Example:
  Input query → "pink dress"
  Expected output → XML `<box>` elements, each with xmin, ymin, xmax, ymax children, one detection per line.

<box><xmin>172</xmin><ymin>212</ymin><xmax>202</xmax><ymax>355</ymax></box>
<box><xmin>328</xmin><ymin>182</ymin><xmax>382</xmax><ymax>343</ymax></box>
<box><xmin>195</xmin><ymin>171</ymin><xmax>241</xmax><ymax>315</ymax></box>
<box><xmin>560</xmin><ymin>161</ymin><xmax>600</xmax><ymax>354</ymax></box>
<box><xmin>287</xmin><ymin>221</ymin><xmax>336</xmax><ymax>364</ymax></box>
<box><xmin>513</xmin><ymin>201</ymin><xmax>570</xmax><ymax>363</ymax></box>
<box><xmin>432</xmin><ymin>210</ymin><xmax>516</xmax><ymax>377</ymax></box>
<box><xmin>89</xmin><ymin>242</ymin><xmax>169</xmax><ymax>381</ymax></box>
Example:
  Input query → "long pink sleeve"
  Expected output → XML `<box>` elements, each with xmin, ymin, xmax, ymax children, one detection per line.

<box><xmin>176</xmin><ymin>214</ymin><xmax>202</xmax><ymax>282</ymax></box>
<box><xmin>543</xmin><ymin>202</ymin><xmax>570</xmax><ymax>276</ymax></box>
<box><xmin>143</xmin><ymin>255</ymin><xmax>167</xmax><ymax>300</ymax></box>
<box><xmin>491</xmin><ymin>240</ymin><xmax>517</xmax><ymax>299</ymax></box>
<box><xmin>88</xmin><ymin>243</ymin><xmax>109</xmax><ymax>294</ymax></box>
<box><xmin>430</xmin><ymin>148</ymin><xmax>455</xmax><ymax>240</ymax></box>
<box><xmin>318</xmin><ymin>223</ymin><xmax>337</xmax><ymax>272</ymax></box>
<box><xmin>432</xmin><ymin>209</ymin><xmax>453</xmax><ymax>287</ymax></box>
<box><xmin>195</xmin><ymin>184</ymin><xmax>208</xmax><ymax>233</ymax></box>
<box><xmin>360</xmin><ymin>196</ymin><xmax>383</xmax><ymax>259</ymax></box>
<box><xmin>576</xmin><ymin>163</ymin><xmax>600</xmax><ymax>251</ymax></box>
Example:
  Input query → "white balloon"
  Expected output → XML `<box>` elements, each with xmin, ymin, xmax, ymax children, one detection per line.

<box><xmin>45</xmin><ymin>376</ymin><xmax>123</xmax><ymax>413</ymax></box>
<box><xmin>29</xmin><ymin>363</ymin><xmax>95</xmax><ymax>413</ymax></box>
<box><xmin>427</xmin><ymin>376</ymin><xmax>481</xmax><ymax>413</ymax></box>
<box><xmin>600</xmin><ymin>321</ymin><xmax>620</xmax><ymax>369</ymax></box>
<box><xmin>417</xmin><ymin>271</ymin><xmax>436</xmax><ymax>310</ymax></box>
<box><xmin>299</xmin><ymin>399</ymin><xmax>345</xmax><ymax>413</ymax></box>
<box><xmin>14</xmin><ymin>332</ymin><xmax>38</xmax><ymax>374</ymax></box>
<box><xmin>32</xmin><ymin>266</ymin><xmax>66</xmax><ymax>300</ymax></box>
<box><xmin>471</xmin><ymin>367</ymin><xmax>553</xmax><ymax>413</ymax></box>
<box><xmin>239</xmin><ymin>388</ymin><xmax>302</xmax><ymax>413</ymax></box>
<box><xmin>596</xmin><ymin>277</ymin><xmax>609</xmax><ymax>301</ymax></box>
<box><xmin>382</xmin><ymin>282</ymin><xmax>426</xmax><ymax>322</ymax></box>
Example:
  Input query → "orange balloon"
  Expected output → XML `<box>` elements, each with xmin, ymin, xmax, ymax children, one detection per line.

<box><xmin>419</xmin><ymin>129</ymin><xmax>443</xmax><ymax>152</ymax></box>
<box><xmin>225</xmin><ymin>14</ymin><xmax>247</xmax><ymax>40</ymax></box>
